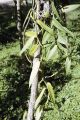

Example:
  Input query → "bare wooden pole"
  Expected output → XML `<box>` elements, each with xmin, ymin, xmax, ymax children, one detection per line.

<box><xmin>27</xmin><ymin>0</ymin><xmax>40</xmax><ymax>120</ymax></box>
<box><xmin>27</xmin><ymin>48</ymin><xmax>40</xmax><ymax>120</ymax></box>
<box><xmin>17</xmin><ymin>0</ymin><xmax>23</xmax><ymax>49</ymax></box>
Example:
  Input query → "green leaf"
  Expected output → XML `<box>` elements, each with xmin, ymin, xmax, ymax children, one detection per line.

<box><xmin>35</xmin><ymin>88</ymin><xmax>46</xmax><ymax>109</ymax></box>
<box><xmin>58</xmin><ymin>43</ymin><xmax>68</xmax><ymax>56</ymax></box>
<box><xmin>65</xmin><ymin>57</ymin><xmax>71</xmax><ymax>75</ymax></box>
<box><xmin>25</xmin><ymin>31</ymin><xmax>37</xmax><ymax>37</ymax></box>
<box><xmin>42</xmin><ymin>31</ymin><xmax>55</xmax><ymax>45</ymax></box>
<box><xmin>29</xmin><ymin>59</ymin><xmax>40</xmax><ymax>87</ymax></box>
<box><xmin>47</xmin><ymin>45</ymin><xmax>58</xmax><ymax>61</ymax></box>
<box><xmin>57</xmin><ymin>31</ymin><xmax>68</xmax><ymax>48</ymax></box>
<box><xmin>37</xmin><ymin>20</ymin><xmax>54</xmax><ymax>35</ymax></box>
<box><xmin>52</xmin><ymin>18</ymin><xmax>74</xmax><ymax>37</ymax></box>
<box><xmin>62</xmin><ymin>4</ymin><xmax>80</xmax><ymax>13</ymax></box>
<box><xmin>35</xmin><ymin>106</ymin><xmax>43</xmax><ymax>120</ymax></box>
<box><xmin>46</xmin><ymin>82</ymin><xmax>55</xmax><ymax>103</ymax></box>
<box><xmin>20</xmin><ymin>36</ymin><xmax>35</xmax><ymax>55</ymax></box>
<box><xmin>42</xmin><ymin>31</ymin><xmax>51</xmax><ymax>44</ymax></box>
<box><xmin>63</xmin><ymin>27</ymin><xmax>74</xmax><ymax>37</ymax></box>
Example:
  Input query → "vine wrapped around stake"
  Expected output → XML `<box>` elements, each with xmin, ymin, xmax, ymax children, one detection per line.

<box><xmin>27</xmin><ymin>0</ymin><xmax>41</xmax><ymax>120</ymax></box>
<box><xmin>21</xmin><ymin>0</ymin><xmax>74</xmax><ymax>120</ymax></box>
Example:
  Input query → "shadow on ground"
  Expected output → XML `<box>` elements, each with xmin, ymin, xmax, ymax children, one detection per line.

<box><xmin>0</xmin><ymin>55</ymin><xmax>31</xmax><ymax>120</ymax></box>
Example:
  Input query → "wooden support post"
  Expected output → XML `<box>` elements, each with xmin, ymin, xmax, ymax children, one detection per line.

<box><xmin>17</xmin><ymin>0</ymin><xmax>23</xmax><ymax>49</ymax></box>
<box><xmin>27</xmin><ymin>0</ymin><xmax>40</xmax><ymax>120</ymax></box>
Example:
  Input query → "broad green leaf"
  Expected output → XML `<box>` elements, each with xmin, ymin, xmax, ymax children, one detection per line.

<box><xmin>65</xmin><ymin>57</ymin><xmax>71</xmax><ymax>75</ymax></box>
<box><xmin>52</xmin><ymin>18</ymin><xmax>74</xmax><ymax>37</ymax></box>
<box><xmin>20</xmin><ymin>36</ymin><xmax>35</xmax><ymax>55</ymax></box>
<box><xmin>62</xmin><ymin>4</ymin><xmax>80</xmax><ymax>13</ymax></box>
<box><xmin>46</xmin><ymin>82</ymin><xmax>55</xmax><ymax>103</ymax></box>
<box><xmin>29</xmin><ymin>59</ymin><xmax>40</xmax><ymax>87</ymax></box>
<box><xmin>42</xmin><ymin>31</ymin><xmax>51</xmax><ymax>44</ymax></box>
<box><xmin>25</xmin><ymin>31</ymin><xmax>37</xmax><ymax>37</ymax></box>
<box><xmin>42</xmin><ymin>45</ymin><xmax>51</xmax><ymax>61</ymax></box>
<box><xmin>35</xmin><ymin>106</ymin><xmax>43</xmax><ymax>120</ymax></box>
<box><xmin>57</xmin><ymin>31</ymin><xmax>68</xmax><ymax>48</ymax></box>
<box><xmin>63</xmin><ymin>27</ymin><xmax>74</xmax><ymax>37</ymax></box>
<box><xmin>29</xmin><ymin>44</ymin><xmax>39</xmax><ymax>56</ymax></box>
<box><xmin>42</xmin><ymin>31</ymin><xmax>55</xmax><ymax>45</ymax></box>
<box><xmin>47</xmin><ymin>45</ymin><xmax>58</xmax><ymax>61</ymax></box>
<box><xmin>37</xmin><ymin>20</ymin><xmax>54</xmax><ymax>35</ymax></box>
<box><xmin>35</xmin><ymin>88</ymin><xmax>46</xmax><ymax>109</ymax></box>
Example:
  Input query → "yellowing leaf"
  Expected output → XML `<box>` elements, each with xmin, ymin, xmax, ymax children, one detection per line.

<box><xmin>35</xmin><ymin>106</ymin><xmax>43</xmax><ymax>120</ymax></box>
<box><xmin>20</xmin><ymin>36</ymin><xmax>35</xmax><ymax>55</ymax></box>
<box><xmin>25</xmin><ymin>31</ymin><xmax>37</xmax><ymax>37</ymax></box>
<box><xmin>37</xmin><ymin>20</ymin><xmax>54</xmax><ymax>35</ymax></box>
<box><xmin>23</xmin><ymin>111</ymin><xmax>27</xmax><ymax>120</ymax></box>
<box><xmin>35</xmin><ymin>88</ymin><xmax>46</xmax><ymax>109</ymax></box>
<box><xmin>46</xmin><ymin>82</ymin><xmax>55</xmax><ymax>103</ymax></box>
<box><xmin>29</xmin><ymin>44</ymin><xmax>39</xmax><ymax>56</ymax></box>
<box><xmin>29</xmin><ymin>59</ymin><xmax>40</xmax><ymax>87</ymax></box>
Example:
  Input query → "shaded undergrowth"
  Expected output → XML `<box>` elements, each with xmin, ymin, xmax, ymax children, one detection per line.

<box><xmin>0</xmin><ymin>53</ymin><xmax>31</xmax><ymax>120</ymax></box>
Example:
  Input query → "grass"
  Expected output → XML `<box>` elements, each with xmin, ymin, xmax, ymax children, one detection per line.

<box><xmin>0</xmin><ymin>39</ymin><xmax>31</xmax><ymax>120</ymax></box>
<box><xmin>0</xmin><ymin>41</ymin><xmax>20</xmax><ymax>60</ymax></box>
<box><xmin>43</xmin><ymin>64</ymin><xmax>80</xmax><ymax>120</ymax></box>
<box><xmin>0</xmin><ymin>9</ymin><xmax>32</xmax><ymax>119</ymax></box>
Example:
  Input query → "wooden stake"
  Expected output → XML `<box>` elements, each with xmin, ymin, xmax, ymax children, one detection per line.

<box><xmin>27</xmin><ymin>0</ymin><xmax>40</xmax><ymax>120</ymax></box>
<box><xmin>17</xmin><ymin>0</ymin><xmax>23</xmax><ymax>49</ymax></box>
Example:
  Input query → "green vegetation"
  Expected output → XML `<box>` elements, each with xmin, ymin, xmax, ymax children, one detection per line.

<box><xmin>0</xmin><ymin>1</ymin><xmax>80</xmax><ymax>120</ymax></box>
<box><xmin>0</xmin><ymin>41</ymin><xmax>31</xmax><ymax>120</ymax></box>
<box><xmin>42</xmin><ymin>8</ymin><xmax>80</xmax><ymax>119</ymax></box>
<box><xmin>42</xmin><ymin>28</ymin><xmax>80</xmax><ymax>120</ymax></box>
<box><xmin>43</xmin><ymin>65</ymin><xmax>80</xmax><ymax>120</ymax></box>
